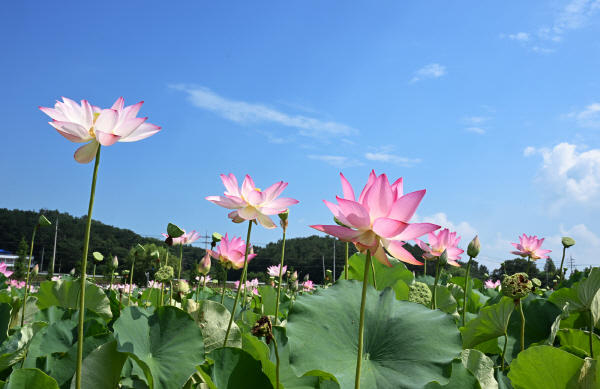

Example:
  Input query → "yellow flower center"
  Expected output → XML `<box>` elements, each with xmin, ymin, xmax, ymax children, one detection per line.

<box><xmin>88</xmin><ymin>112</ymin><xmax>101</xmax><ymax>138</ymax></box>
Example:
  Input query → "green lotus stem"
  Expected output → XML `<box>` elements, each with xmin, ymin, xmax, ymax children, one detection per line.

<box><xmin>21</xmin><ymin>225</ymin><xmax>38</xmax><ymax>327</ymax></box>
<box><xmin>272</xmin><ymin>336</ymin><xmax>280</xmax><ymax>389</ymax></box>
<box><xmin>274</xmin><ymin>228</ymin><xmax>287</xmax><ymax>320</ymax></box>
<box><xmin>558</xmin><ymin>246</ymin><xmax>567</xmax><ymax>285</ymax></box>
<box><xmin>590</xmin><ymin>311</ymin><xmax>595</xmax><ymax>358</ymax></box>
<box><xmin>519</xmin><ymin>299</ymin><xmax>525</xmax><ymax>352</ymax></box>
<box><xmin>354</xmin><ymin>248</ymin><xmax>371</xmax><ymax>389</ymax></box>
<box><xmin>526</xmin><ymin>256</ymin><xmax>531</xmax><ymax>276</ymax></box>
<box><xmin>178</xmin><ymin>244</ymin><xmax>183</xmax><ymax>280</ymax></box>
<box><xmin>345</xmin><ymin>242</ymin><xmax>349</xmax><ymax>280</ymax></box>
<box><xmin>109</xmin><ymin>270</ymin><xmax>114</xmax><ymax>295</ymax></box>
<box><xmin>119</xmin><ymin>290</ymin><xmax>122</xmax><ymax>314</ymax></box>
<box><xmin>462</xmin><ymin>257</ymin><xmax>473</xmax><ymax>325</ymax></box>
<box><xmin>370</xmin><ymin>258</ymin><xmax>377</xmax><ymax>290</ymax></box>
<box><xmin>92</xmin><ymin>264</ymin><xmax>96</xmax><ymax>283</ymax></box>
<box><xmin>128</xmin><ymin>258</ymin><xmax>135</xmax><ymax>306</ymax></box>
<box><xmin>160</xmin><ymin>284</ymin><xmax>164</xmax><ymax>307</ymax></box>
<box><xmin>202</xmin><ymin>276</ymin><xmax>207</xmax><ymax>291</ymax></box>
<box><xmin>431</xmin><ymin>260</ymin><xmax>441</xmax><ymax>310</ymax></box>
<box><xmin>223</xmin><ymin>220</ymin><xmax>253</xmax><ymax>347</ymax></box>
<box><xmin>195</xmin><ymin>279</ymin><xmax>200</xmax><ymax>303</ymax></box>
<box><xmin>220</xmin><ymin>268</ymin><xmax>228</xmax><ymax>304</ymax></box>
<box><xmin>75</xmin><ymin>145</ymin><xmax>101</xmax><ymax>389</ymax></box>
<box><xmin>424</xmin><ymin>258</ymin><xmax>427</xmax><ymax>276</ymax></box>
<box><xmin>169</xmin><ymin>280</ymin><xmax>173</xmax><ymax>306</ymax></box>
<box><xmin>500</xmin><ymin>332</ymin><xmax>508</xmax><ymax>371</ymax></box>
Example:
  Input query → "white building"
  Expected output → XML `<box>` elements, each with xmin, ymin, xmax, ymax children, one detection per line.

<box><xmin>0</xmin><ymin>254</ymin><xmax>34</xmax><ymax>271</ymax></box>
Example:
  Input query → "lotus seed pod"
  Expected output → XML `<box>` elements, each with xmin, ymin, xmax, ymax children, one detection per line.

<box><xmin>212</xmin><ymin>232</ymin><xmax>222</xmax><ymax>246</ymax></box>
<box><xmin>123</xmin><ymin>270</ymin><xmax>130</xmax><ymax>276</ymax></box>
<box><xmin>562</xmin><ymin>237</ymin><xmax>576</xmax><ymax>248</ymax></box>
<box><xmin>467</xmin><ymin>236</ymin><xmax>481</xmax><ymax>258</ymax></box>
<box><xmin>502</xmin><ymin>273</ymin><xmax>533</xmax><ymax>300</ymax></box>
<box><xmin>326</xmin><ymin>269</ymin><xmax>332</xmax><ymax>276</ymax></box>
<box><xmin>198</xmin><ymin>253</ymin><xmax>211</xmax><ymax>275</ymax></box>
<box><xmin>167</xmin><ymin>223</ymin><xmax>185</xmax><ymax>238</ymax></box>
<box><xmin>409</xmin><ymin>282</ymin><xmax>432</xmax><ymax>306</ymax></box>
<box><xmin>111</xmin><ymin>256</ymin><xmax>118</xmax><ymax>268</ymax></box>
<box><xmin>92</xmin><ymin>252</ymin><xmax>104</xmax><ymax>263</ymax></box>
<box><xmin>278</xmin><ymin>209</ymin><xmax>289</xmax><ymax>221</ymax></box>
<box><xmin>438</xmin><ymin>249</ymin><xmax>448</xmax><ymax>266</ymax></box>
<box><xmin>38</xmin><ymin>215</ymin><xmax>51</xmax><ymax>227</ymax></box>
<box><xmin>173</xmin><ymin>279</ymin><xmax>190</xmax><ymax>294</ymax></box>
<box><xmin>135</xmin><ymin>244</ymin><xmax>145</xmax><ymax>255</ymax></box>
<box><xmin>154</xmin><ymin>266</ymin><xmax>174</xmax><ymax>282</ymax></box>
<box><xmin>532</xmin><ymin>278</ymin><xmax>542</xmax><ymax>287</ymax></box>
<box><xmin>31</xmin><ymin>264</ymin><xmax>39</xmax><ymax>277</ymax></box>
<box><xmin>251</xmin><ymin>316</ymin><xmax>273</xmax><ymax>342</ymax></box>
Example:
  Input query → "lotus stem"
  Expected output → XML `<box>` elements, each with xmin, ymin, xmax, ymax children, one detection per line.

<box><xmin>274</xmin><ymin>228</ymin><xmax>287</xmax><ymax>320</ymax></box>
<box><xmin>169</xmin><ymin>280</ymin><xmax>173</xmax><ymax>306</ymax></box>
<box><xmin>178</xmin><ymin>244</ymin><xmax>183</xmax><ymax>280</ymax></box>
<box><xmin>500</xmin><ymin>332</ymin><xmax>508</xmax><ymax>371</ymax></box>
<box><xmin>345</xmin><ymin>242</ymin><xmax>349</xmax><ymax>280</ymax></box>
<box><xmin>558</xmin><ymin>246</ymin><xmax>567</xmax><ymax>286</ymax></box>
<box><xmin>160</xmin><ymin>283</ymin><xmax>164</xmax><ymax>307</ymax></box>
<box><xmin>519</xmin><ymin>299</ymin><xmax>525</xmax><ymax>352</ymax></box>
<box><xmin>75</xmin><ymin>145</ymin><xmax>101</xmax><ymax>389</ymax></box>
<box><xmin>223</xmin><ymin>220</ymin><xmax>253</xmax><ymax>347</ymax></box>
<box><xmin>354</xmin><ymin>248</ymin><xmax>371</xmax><ymax>389</ymax></box>
<box><xmin>109</xmin><ymin>271</ymin><xmax>114</xmax><ymax>296</ymax></box>
<box><xmin>128</xmin><ymin>257</ymin><xmax>135</xmax><ymax>306</ymax></box>
<box><xmin>272</xmin><ymin>336</ymin><xmax>280</xmax><ymax>389</ymax></box>
<box><xmin>370</xmin><ymin>258</ymin><xmax>377</xmax><ymax>290</ymax></box>
<box><xmin>220</xmin><ymin>268</ymin><xmax>228</xmax><ymax>305</ymax></box>
<box><xmin>195</xmin><ymin>279</ymin><xmax>200</xmax><ymax>303</ymax></box>
<box><xmin>526</xmin><ymin>256</ymin><xmax>531</xmax><ymax>277</ymax></box>
<box><xmin>590</xmin><ymin>311</ymin><xmax>595</xmax><ymax>358</ymax></box>
<box><xmin>92</xmin><ymin>264</ymin><xmax>96</xmax><ymax>283</ymax></box>
<box><xmin>424</xmin><ymin>258</ymin><xmax>427</xmax><ymax>276</ymax></box>
<box><xmin>202</xmin><ymin>276</ymin><xmax>207</xmax><ymax>292</ymax></box>
<box><xmin>119</xmin><ymin>290</ymin><xmax>122</xmax><ymax>314</ymax></box>
<box><xmin>432</xmin><ymin>260</ymin><xmax>441</xmax><ymax>310</ymax></box>
<box><xmin>21</xmin><ymin>225</ymin><xmax>37</xmax><ymax>327</ymax></box>
<box><xmin>462</xmin><ymin>257</ymin><xmax>473</xmax><ymax>325</ymax></box>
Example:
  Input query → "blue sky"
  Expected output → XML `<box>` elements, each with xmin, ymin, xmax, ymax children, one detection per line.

<box><xmin>2</xmin><ymin>1</ymin><xmax>600</xmax><ymax>273</ymax></box>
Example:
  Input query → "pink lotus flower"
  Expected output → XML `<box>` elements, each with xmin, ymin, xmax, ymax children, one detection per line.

<box><xmin>0</xmin><ymin>262</ymin><xmax>13</xmax><ymax>278</ymax></box>
<box><xmin>484</xmin><ymin>279</ymin><xmax>501</xmax><ymax>289</ymax></box>
<box><xmin>303</xmin><ymin>280</ymin><xmax>315</xmax><ymax>291</ymax></box>
<box><xmin>268</xmin><ymin>264</ymin><xmax>287</xmax><ymax>277</ymax></box>
<box><xmin>162</xmin><ymin>229</ymin><xmax>201</xmax><ymax>245</ymax></box>
<box><xmin>40</xmin><ymin>97</ymin><xmax>161</xmax><ymax>164</ymax></box>
<box><xmin>310</xmin><ymin>171</ymin><xmax>440</xmax><ymax>266</ymax></box>
<box><xmin>415</xmin><ymin>228</ymin><xmax>463</xmax><ymax>267</ymax></box>
<box><xmin>148</xmin><ymin>280</ymin><xmax>162</xmax><ymax>289</ymax></box>
<box><xmin>195</xmin><ymin>275</ymin><xmax>212</xmax><ymax>283</ymax></box>
<box><xmin>510</xmin><ymin>234</ymin><xmax>551</xmax><ymax>260</ymax></box>
<box><xmin>207</xmin><ymin>233</ymin><xmax>257</xmax><ymax>270</ymax></box>
<box><xmin>234</xmin><ymin>279</ymin><xmax>260</xmax><ymax>295</ymax></box>
<box><xmin>206</xmin><ymin>174</ymin><xmax>299</xmax><ymax>229</ymax></box>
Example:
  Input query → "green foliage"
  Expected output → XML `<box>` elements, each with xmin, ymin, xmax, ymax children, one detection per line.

<box><xmin>14</xmin><ymin>237</ymin><xmax>28</xmax><ymax>281</ymax></box>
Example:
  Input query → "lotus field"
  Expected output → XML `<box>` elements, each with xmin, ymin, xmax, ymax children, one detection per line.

<box><xmin>0</xmin><ymin>96</ymin><xmax>597</xmax><ymax>389</ymax></box>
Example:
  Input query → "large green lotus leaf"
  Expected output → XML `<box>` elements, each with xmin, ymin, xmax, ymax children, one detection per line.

<box><xmin>429</xmin><ymin>285</ymin><xmax>459</xmax><ymax>318</ymax></box>
<box><xmin>0</xmin><ymin>322</ymin><xmax>47</xmax><ymax>372</ymax></box>
<box><xmin>556</xmin><ymin>329</ymin><xmax>600</xmax><ymax>357</ymax></box>
<box><xmin>344</xmin><ymin>253</ymin><xmax>414</xmax><ymax>290</ymax></box>
<box><xmin>460</xmin><ymin>297</ymin><xmax>515</xmax><ymax>349</ymax></box>
<box><xmin>69</xmin><ymin>340</ymin><xmax>127</xmax><ymax>389</ymax></box>
<box><xmin>49</xmin><ymin>333</ymin><xmax>114</xmax><ymax>389</ymax></box>
<box><xmin>241</xmin><ymin>333</ymin><xmax>280</xmax><ymax>388</ymax></box>
<box><xmin>530</xmin><ymin>303</ymin><xmax>569</xmax><ymax>347</ymax></box>
<box><xmin>9</xmin><ymin>297</ymin><xmax>38</xmax><ymax>329</ymax></box>
<box><xmin>392</xmin><ymin>280</ymin><xmax>410</xmax><ymax>301</ymax></box>
<box><xmin>473</xmin><ymin>339</ymin><xmax>502</xmax><ymax>355</ymax></box>
<box><xmin>206</xmin><ymin>295</ymin><xmax>242</xmax><ymax>318</ymax></box>
<box><xmin>21</xmin><ymin>326</ymin><xmax>49</xmax><ymax>368</ymax></box>
<box><xmin>287</xmin><ymin>280</ymin><xmax>462</xmax><ymax>389</ymax></box>
<box><xmin>507</xmin><ymin>346</ymin><xmax>596</xmax><ymax>389</ymax></box>
<box><xmin>415</xmin><ymin>275</ymin><xmax>436</xmax><ymax>285</ymax></box>
<box><xmin>502</xmin><ymin>299</ymin><xmax>563</xmax><ymax>364</ymax></box>
<box><xmin>0</xmin><ymin>304</ymin><xmax>11</xmax><ymax>344</ymax></box>
<box><xmin>5</xmin><ymin>368</ymin><xmax>59</xmax><ymax>389</ymax></box>
<box><xmin>460</xmin><ymin>350</ymin><xmax>497</xmax><ymax>389</ymax></box>
<box><xmin>33</xmin><ymin>280</ymin><xmax>112</xmax><ymax>323</ymax></box>
<box><xmin>189</xmin><ymin>300</ymin><xmax>242</xmax><ymax>353</ymax></box>
<box><xmin>38</xmin><ymin>319</ymin><xmax>106</xmax><ymax>356</ymax></box>
<box><xmin>258</xmin><ymin>286</ymin><xmax>291</xmax><ymax>319</ymax></box>
<box><xmin>423</xmin><ymin>359</ymin><xmax>479</xmax><ymax>389</ymax></box>
<box><xmin>140</xmin><ymin>288</ymin><xmax>162</xmax><ymax>308</ymax></box>
<box><xmin>556</xmin><ymin>271</ymin><xmax>588</xmax><ymax>290</ymax></box>
<box><xmin>201</xmin><ymin>347</ymin><xmax>274</xmax><ymax>389</ymax></box>
<box><xmin>113</xmin><ymin>306</ymin><xmax>205</xmax><ymax>389</ymax></box>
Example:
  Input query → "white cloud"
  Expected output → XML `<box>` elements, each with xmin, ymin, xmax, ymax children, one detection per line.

<box><xmin>463</xmin><ymin>116</ymin><xmax>490</xmax><ymax>125</ymax></box>
<box><xmin>464</xmin><ymin>127</ymin><xmax>485</xmax><ymax>134</ymax></box>
<box><xmin>509</xmin><ymin>32</ymin><xmax>531</xmax><ymax>41</ymax></box>
<box><xmin>308</xmin><ymin>155</ymin><xmax>364</xmax><ymax>168</ymax></box>
<box><xmin>547</xmin><ymin>223</ymin><xmax>600</xmax><ymax>270</ymax></box>
<box><xmin>532</xmin><ymin>46</ymin><xmax>556</xmax><ymax>53</ymax></box>
<box><xmin>257</xmin><ymin>131</ymin><xmax>290</xmax><ymax>144</ymax></box>
<box><xmin>525</xmin><ymin>142</ymin><xmax>600</xmax><ymax>209</ymax></box>
<box><xmin>569</xmin><ymin>102</ymin><xmax>600</xmax><ymax>127</ymax></box>
<box><xmin>365</xmin><ymin>152</ymin><xmax>421</xmax><ymax>166</ymax></box>
<box><xmin>412</xmin><ymin>212</ymin><xmax>478</xmax><ymax>243</ymax></box>
<box><xmin>409</xmin><ymin>63</ymin><xmax>447</xmax><ymax>84</ymax></box>
<box><xmin>170</xmin><ymin>84</ymin><xmax>358</xmax><ymax>138</ymax></box>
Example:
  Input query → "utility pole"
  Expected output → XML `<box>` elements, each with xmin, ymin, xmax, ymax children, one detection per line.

<box><xmin>322</xmin><ymin>255</ymin><xmax>325</xmax><ymax>280</ymax></box>
<box><xmin>50</xmin><ymin>218</ymin><xmax>58</xmax><ymax>277</ymax></box>
<box><xmin>333</xmin><ymin>239</ymin><xmax>336</xmax><ymax>281</ymax></box>
<box><xmin>202</xmin><ymin>230</ymin><xmax>210</xmax><ymax>251</ymax></box>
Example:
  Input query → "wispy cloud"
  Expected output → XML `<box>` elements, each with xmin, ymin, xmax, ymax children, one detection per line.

<box><xmin>462</xmin><ymin>116</ymin><xmax>490</xmax><ymax>134</ymax></box>
<box><xmin>464</xmin><ymin>127</ymin><xmax>485</xmax><ymax>134</ymax></box>
<box><xmin>413</xmin><ymin>212</ymin><xmax>478</xmax><ymax>242</ymax></box>
<box><xmin>409</xmin><ymin>63</ymin><xmax>447</xmax><ymax>84</ymax></box>
<box><xmin>170</xmin><ymin>84</ymin><xmax>358</xmax><ymax>138</ymax></box>
<box><xmin>308</xmin><ymin>155</ymin><xmax>364</xmax><ymax>168</ymax></box>
<box><xmin>509</xmin><ymin>32</ymin><xmax>531</xmax><ymax>41</ymax></box>
<box><xmin>257</xmin><ymin>131</ymin><xmax>291</xmax><ymax>144</ymax></box>
<box><xmin>568</xmin><ymin>102</ymin><xmax>600</xmax><ymax>127</ymax></box>
<box><xmin>364</xmin><ymin>146</ymin><xmax>421</xmax><ymax>166</ymax></box>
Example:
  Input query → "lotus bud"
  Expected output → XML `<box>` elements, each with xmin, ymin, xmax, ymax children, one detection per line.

<box><xmin>304</xmin><ymin>273</ymin><xmax>310</xmax><ymax>282</ymax></box>
<box><xmin>562</xmin><ymin>237</ymin><xmax>576</xmax><ymax>248</ymax></box>
<box><xmin>31</xmin><ymin>264</ymin><xmax>39</xmax><ymax>277</ymax></box>
<box><xmin>438</xmin><ymin>249</ymin><xmax>448</xmax><ymax>266</ymax></box>
<box><xmin>38</xmin><ymin>215</ymin><xmax>51</xmax><ymax>227</ymax></box>
<box><xmin>502</xmin><ymin>273</ymin><xmax>533</xmax><ymax>300</ymax></box>
<box><xmin>198</xmin><ymin>253</ymin><xmax>211</xmax><ymax>275</ymax></box>
<box><xmin>111</xmin><ymin>255</ymin><xmax>118</xmax><ymax>268</ymax></box>
<box><xmin>135</xmin><ymin>244</ymin><xmax>145</xmax><ymax>256</ymax></box>
<box><xmin>291</xmin><ymin>280</ymin><xmax>299</xmax><ymax>292</ymax></box>
<box><xmin>287</xmin><ymin>271</ymin><xmax>291</xmax><ymax>278</ymax></box>
<box><xmin>69</xmin><ymin>268</ymin><xmax>75</xmax><ymax>276</ymax></box>
<box><xmin>467</xmin><ymin>236</ymin><xmax>480</xmax><ymax>258</ymax></box>
<box><xmin>92</xmin><ymin>252</ymin><xmax>104</xmax><ymax>264</ymax></box>
<box><xmin>251</xmin><ymin>316</ymin><xmax>273</xmax><ymax>343</ymax></box>
<box><xmin>290</xmin><ymin>271</ymin><xmax>298</xmax><ymax>282</ymax></box>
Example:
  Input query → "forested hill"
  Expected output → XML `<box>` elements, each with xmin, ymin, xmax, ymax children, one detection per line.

<box><xmin>0</xmin><ymin>208</ymin><xmax>491</xmax><ymax>285</ymax></box>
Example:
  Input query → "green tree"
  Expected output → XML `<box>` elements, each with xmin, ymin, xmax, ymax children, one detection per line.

<box><xmin>14</xmin><ymin>237</ymin><xmax>28</xmax><ymax>281</ymax></box>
